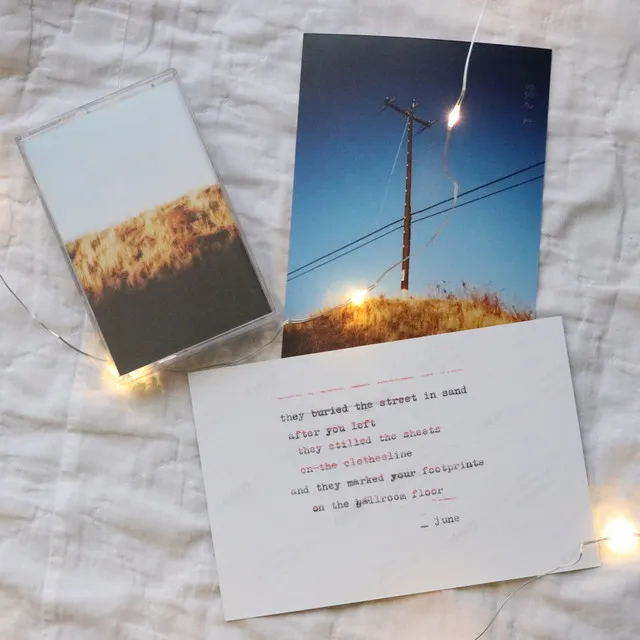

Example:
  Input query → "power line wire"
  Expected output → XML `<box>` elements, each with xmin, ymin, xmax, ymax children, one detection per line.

<box><xmin>287</xmin><ymin>160</ymin><xmax>545</xmax><ymax>277</ymax></box>
<box><xmin>288</xmin><ymin>173</ymin><xmax>544</xmax><ymax>283</ymax></box>
<box><xmin>374</xmin><ymin>119</ymin><xmax>408</xmax><ymax>227</ymax></box>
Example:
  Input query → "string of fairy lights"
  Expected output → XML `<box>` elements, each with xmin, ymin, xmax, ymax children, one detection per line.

<box><xmin>1</xmin><ymin>2</ymin><xmax>639</xmax><ymax>637</ymax></box>
<box><xmin>471</xmin><ymin>525</ymin><xmax>640</xmax><ymax>639</ymax></box>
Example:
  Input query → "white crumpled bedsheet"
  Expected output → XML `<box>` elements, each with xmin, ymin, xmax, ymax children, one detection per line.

<box><xmin>1</xmin><ymin>1</ymin><xmax>639</xmax><ymax>638</ymax></box>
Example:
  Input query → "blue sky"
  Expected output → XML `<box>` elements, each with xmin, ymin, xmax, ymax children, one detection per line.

<box><xmin>21</xmin><ymin>76</ymin><xmax>216</xmax><ymax>242</ymax></box>
<box><xmin>285</xmin><ymin>35</ymin><xmax>551</xmax><ymax>319</ymax></box>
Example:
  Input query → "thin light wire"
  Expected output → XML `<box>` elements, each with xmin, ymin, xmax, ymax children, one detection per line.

<box><xmin>0</xmin><ymin>272</ymin><xmax>108</xmax><ymax>362</ymax></box>
<box><xmin>442</xmin><ymin>127</ymin><xmax>459</xmax><ymax>206</ymax></box>
<box><xmin>371</xmin><ymin>215</ymin><xmax>450</xmax><ymax>290</ymax></box>
<box><xmin>459</xmin><ymin>0</ymin><xmax>489</xmax><ymax>112</ymax></box>
<box><xmin>472</xmin><ymin>534</ymin><xmax>640</xmax><ymax>639</ymax></box>
<box><xmin>443</xmin><ymin>0</ymin><xmax>490</xmax><ymax>208</ymax></box>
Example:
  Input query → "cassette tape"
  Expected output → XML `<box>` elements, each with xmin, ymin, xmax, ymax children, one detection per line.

<box><xmin>17</xmin><ymin>70</ymin><xmax>276</xmax><ymax>380</ymax></box>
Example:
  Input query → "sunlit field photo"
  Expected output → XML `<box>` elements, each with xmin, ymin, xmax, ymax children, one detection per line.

<box><xmin>67</xmin><ymin>184</ymin><xmax>270</xmax><ymax>373</ymax></box>
<box><xmin>283</xmin><ymin>34</ymin><xmax>551</xmax><ymax>357</ymax></box>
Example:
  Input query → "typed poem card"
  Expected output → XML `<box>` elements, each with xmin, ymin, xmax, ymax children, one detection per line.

<box><xmin>189</xmin><ymin>317</ymin><xmax>598</xmax><ymax>620</ymax></box>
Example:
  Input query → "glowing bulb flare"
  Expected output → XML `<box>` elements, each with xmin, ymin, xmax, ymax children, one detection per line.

<box><xmin>349</xmin><ymin>289</ymin><xmax>368</xmax><ymax>306</ymax></box>
<box><xmin>603</xmin><ymin>518</ymin><xmax>639</xmax><ymax>554</ymax></box>
<box><xmin>448</xmin><ymin>104</ymin><xmax>461</xmax><ymax>129</ymax></box>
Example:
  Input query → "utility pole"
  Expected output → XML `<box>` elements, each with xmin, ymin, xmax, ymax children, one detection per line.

<box><xmin>383</xmin><ymin>98</ymin><xmax>435</xmax><ymax>292</ymax></box>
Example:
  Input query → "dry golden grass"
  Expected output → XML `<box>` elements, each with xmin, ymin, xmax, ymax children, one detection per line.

<box><xmin>282</xmin><ymin>288</ymin><xmax>533</xmax><ymax>357</ymax></box>
<box><xmin>66</xmin><ymin>184</ymin><xmax>237</xmax><ymax>303</ymax></box>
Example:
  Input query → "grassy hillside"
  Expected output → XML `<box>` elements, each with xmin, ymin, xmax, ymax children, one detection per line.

<box><xmin>66</xmin><ymin>184</ymin><xmax>237</xmax><ymax>304</ymax></box>
<box><xmin>282</xmin><ymin>290</ymin><xmax>533</xmax><ymax>357</ymax></box>
<box><xmin>64</xmin><ymin>184</ymin><xmax>270</xmax><ymax>375</ymax></box>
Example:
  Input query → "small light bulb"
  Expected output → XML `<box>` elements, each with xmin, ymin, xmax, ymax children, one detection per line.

<box><xmin>448</xmin><ymin>104</ymin><xmax>461</xmax><ymax>129</ymax></box>
<box><xmin>107</xmin><ymin>362</ymin><xmax>120</xmax><ymax>379</ymax></box>
<box><xmin>604</xmin><ymin>518</ymin><xmax>639</xmax><ymax>554</ymax></box>
<box><xmin>350</xmin><ymin>289</ymin><xmax>368</xmax><ymax>306</ymax></box>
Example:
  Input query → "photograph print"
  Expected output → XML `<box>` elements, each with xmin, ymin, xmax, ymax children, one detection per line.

<box><xmin>20</xmin><ymin>73</ymin><xmax>272</xmax><ymax>376</ymax></box>
<box><xmin>283</xmin><ymin>34</ymin><xmax>552</xmax><ymax>358</ymax></box>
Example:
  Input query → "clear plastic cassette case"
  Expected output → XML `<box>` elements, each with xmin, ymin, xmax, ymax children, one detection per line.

<box><xmin>17</xmin><ymin>70</ymin><xmax>276</xmax><ymax>380</ymax></box>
